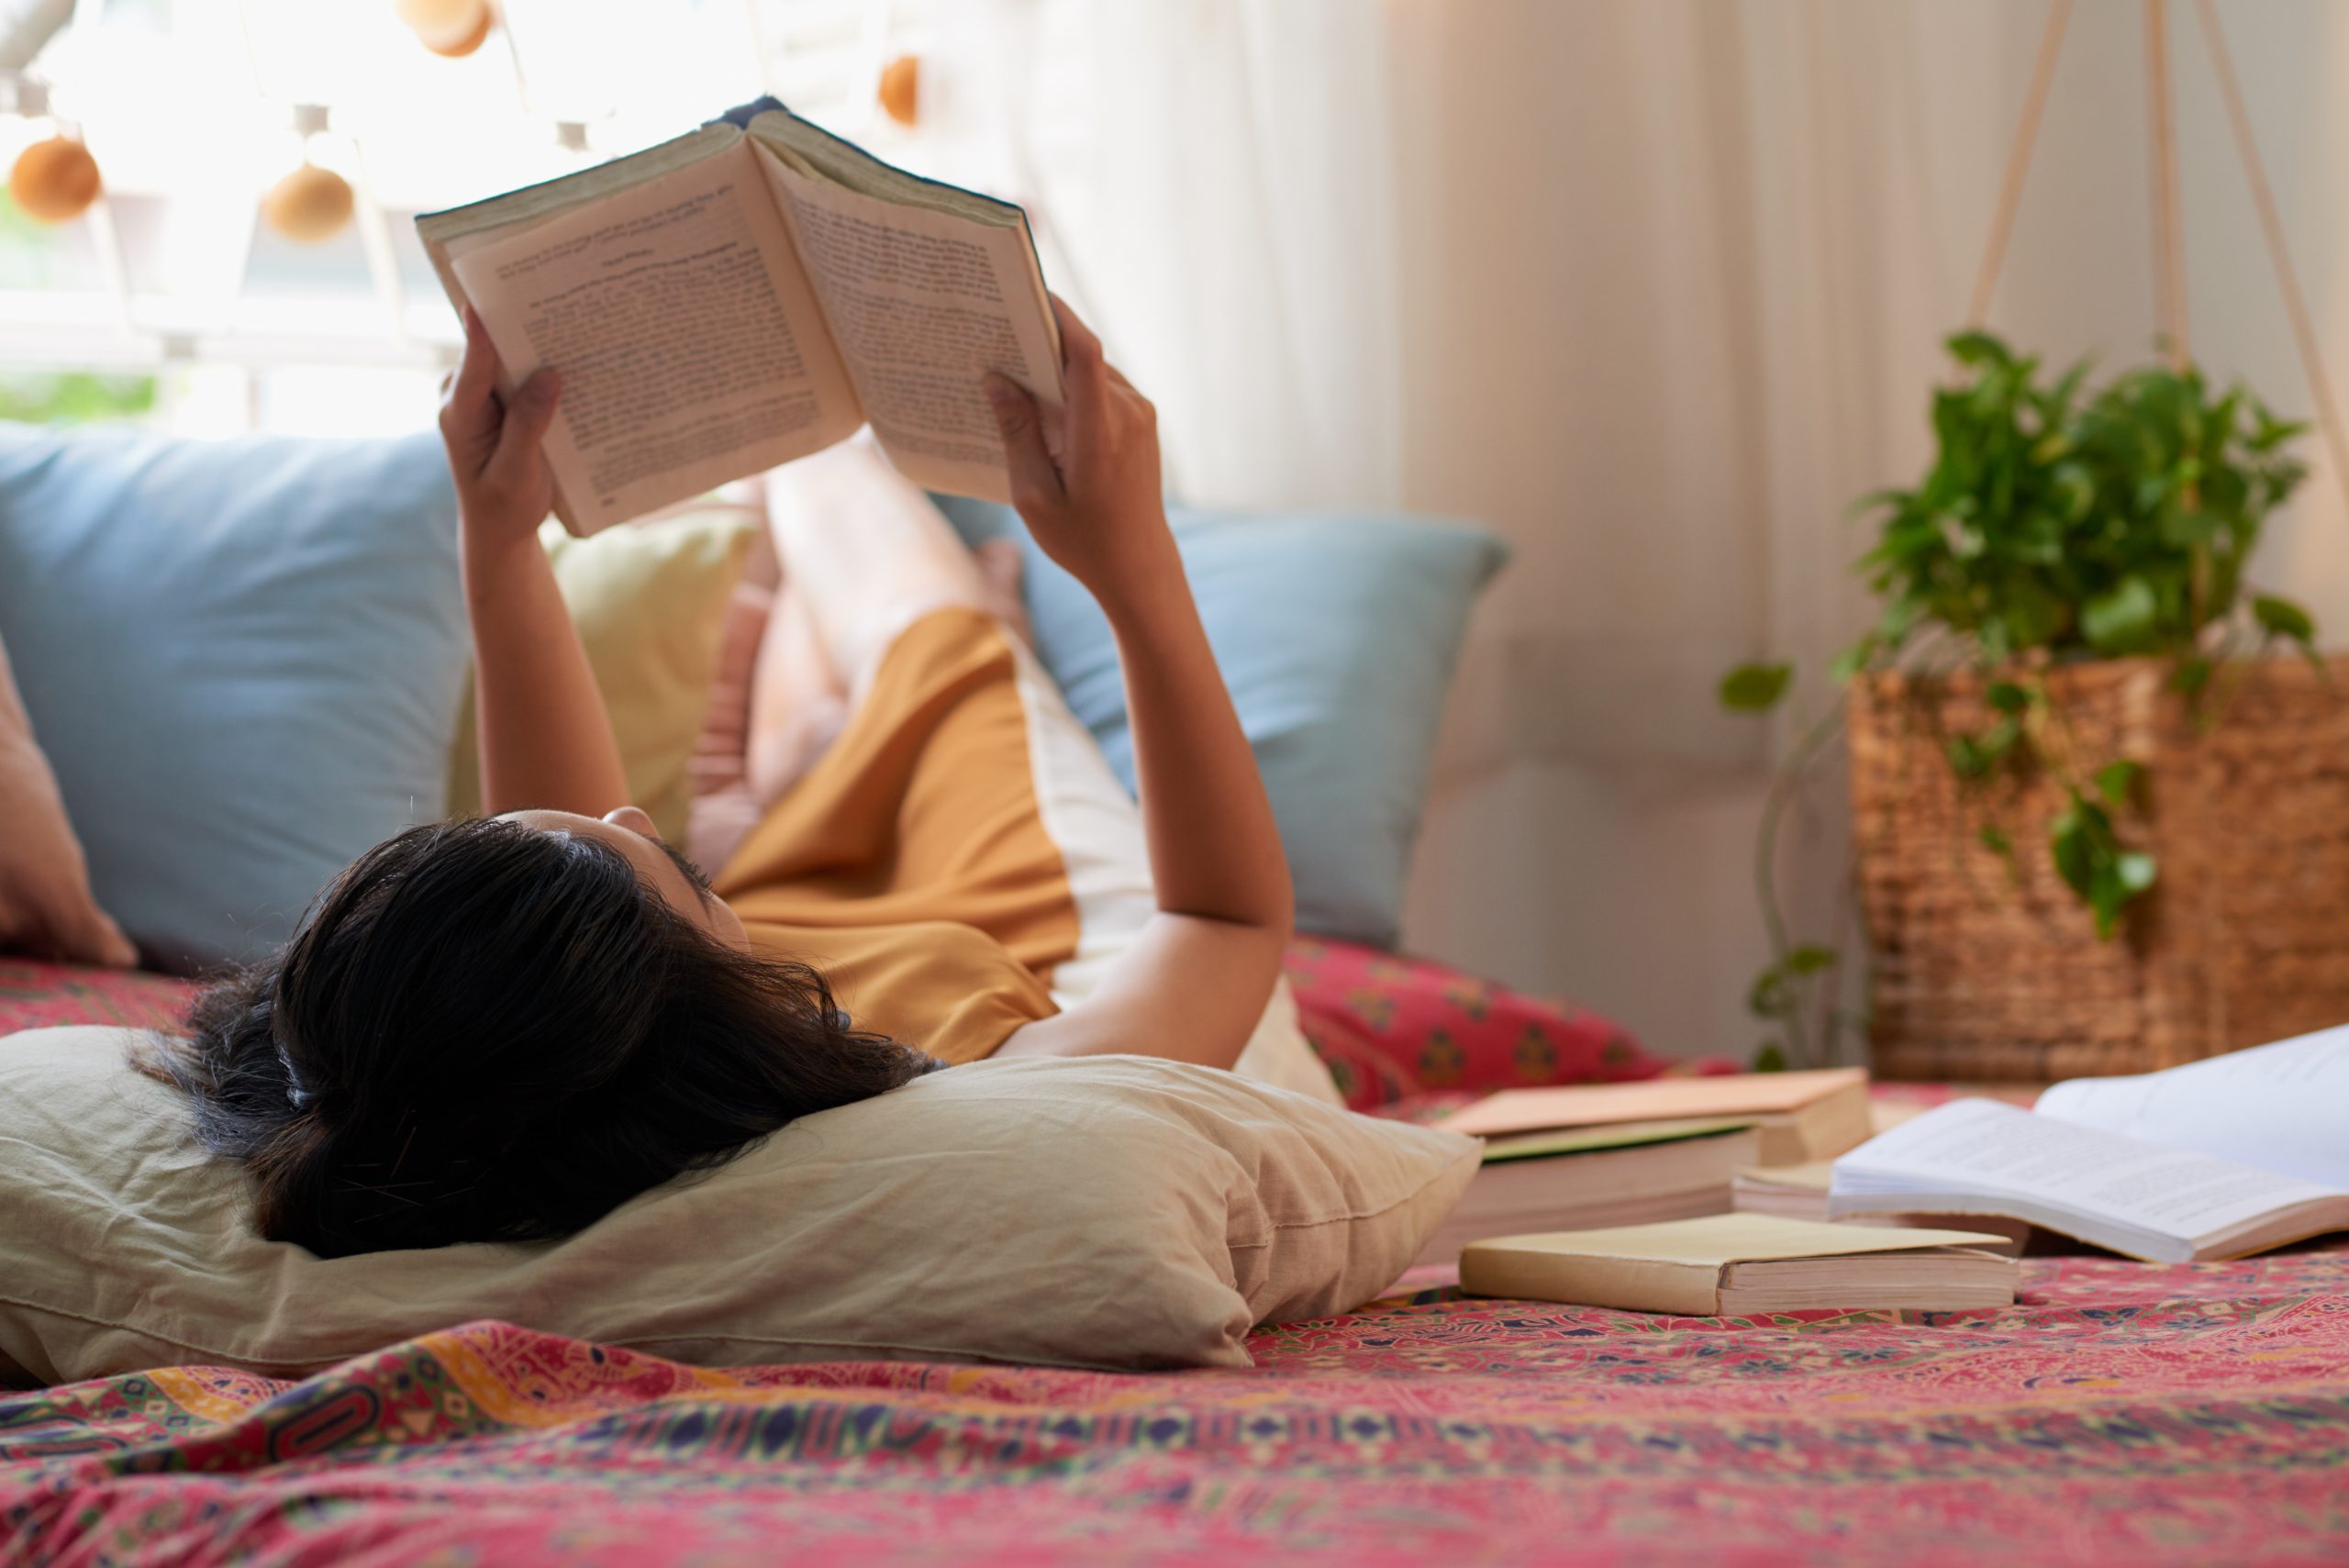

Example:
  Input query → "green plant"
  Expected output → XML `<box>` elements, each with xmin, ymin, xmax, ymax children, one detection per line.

<box><xmin>1725</xmin><ymin>332</ymin><xmax>2313</xmax><ymax>1069</ymax></box>
<box><xmin>0</xmin><ymin>370</ymin><xmax>156</xmax><ymax>425</ymax></box>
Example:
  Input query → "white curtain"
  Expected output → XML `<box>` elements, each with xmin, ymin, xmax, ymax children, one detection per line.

<box><xmin>1014</xmin><ymin>0</ymin><xmax>2349</xmax><ymax>1061</ymax></box>
<box><xmin>1019</xmin><ymin>0</ymin><xmax>1405</xmax><ymax>510</ymax></box>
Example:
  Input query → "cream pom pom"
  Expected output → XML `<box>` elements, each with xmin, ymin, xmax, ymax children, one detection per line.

<box><xmin>263</xmin><ymin>163</ymin><xmax>355</xmax><ymax>244</ymax></box>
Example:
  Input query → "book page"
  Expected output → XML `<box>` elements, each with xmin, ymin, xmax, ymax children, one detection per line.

<box><xmin>417</xmin><ymin>123</ymin><xmax>743</xmax><ymax>328</ymax></box>
<box><xmin>2036</xmin><ymin>1025</ymin><xmax>2349</xmax><ymax>1187</ymax></box>
<box><xmin>749</xmin><ymin>142</ymin><xmax>1062</xmax><ymax>502</ymax></box>
<box><xmin>1832</xmin><ymin>1099</ymin><xmax>2343</xmax><ymax>1247</ymax></box>
<box><xmin>451</xmin><ymin>139</ymin><xmax>860</xmax><ymax>532</ymax></box>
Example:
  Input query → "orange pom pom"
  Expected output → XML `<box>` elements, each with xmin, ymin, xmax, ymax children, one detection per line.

<box><xmin>263</xmin><ymin>163</ymin><xmax>355</xmax><ymax>244</ymax></box>
<box><xmin>878</xmin><ymin>54</ymin><xmax>919</xmax><ymax>128</ymax></box>
<box><xmin>396</xmin><ymin>0</ymin><xmax>492</xmax><ymax>57</ymax></box>
<box><xmin>9</xmin><ymin>136</ymin><xmax>101</xmax><ymax>224</ymax></box>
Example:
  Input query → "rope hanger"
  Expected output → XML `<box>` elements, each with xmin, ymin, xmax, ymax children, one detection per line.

<box><xmin>1962</xmin><ymin>0</ymin><xmax>2349</xmax><ymax>497</ymax></box>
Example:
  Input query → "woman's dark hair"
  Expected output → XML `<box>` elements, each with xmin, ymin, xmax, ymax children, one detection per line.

<box><xmin>141</xmin><ymin>817</ymin><xmax>935</xmax><ymax>1258</ymax></box>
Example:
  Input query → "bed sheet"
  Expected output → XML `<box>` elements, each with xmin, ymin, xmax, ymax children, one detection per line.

<box><xmin>5</xmin><ymin>1248</ymin><xmax>2344</xmax><ymax>1567</ymax></box>
<box><xmin>6</xmin><ymin>960</ymin><xmax>2343</xmax><ymax>1563</ymax></box>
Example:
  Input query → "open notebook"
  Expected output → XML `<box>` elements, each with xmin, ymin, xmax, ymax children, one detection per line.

<box><xmin>417</xmin><ymin>100</ymin><xmax>1060</xmax><ymax>533</ymax></box>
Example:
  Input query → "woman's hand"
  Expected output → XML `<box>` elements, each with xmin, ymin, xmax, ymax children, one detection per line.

<box><xmin>439</xmin><ymin>307</ymin><xmax>562</xmax><ymax>549</ymax></box>
<box><xmin>981</xmin><ymin>295</ymin><xmax>1296</xmax><ymax>1073</ymax></box>
<box><xmin>984</xmin><ymin>296</ymin><xmax>1175</xmax><ymax>606</ymax></box>
<box><xmin>440</xmin><ymin>307</ymin><xmax>629</xmax><ymax>820</ymax></box>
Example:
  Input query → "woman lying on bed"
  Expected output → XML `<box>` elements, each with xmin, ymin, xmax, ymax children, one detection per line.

<box><xmin>148</xmin><ymin>296</ymin><xmax>1309</xmax><ymax>1258</ymax></box>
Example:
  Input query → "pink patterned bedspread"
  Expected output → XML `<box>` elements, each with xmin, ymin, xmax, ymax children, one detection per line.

<box><xmin>5</xmin><ymin>1251</ymin><xmax>2345</xmax><ymax>1567</ymax></box>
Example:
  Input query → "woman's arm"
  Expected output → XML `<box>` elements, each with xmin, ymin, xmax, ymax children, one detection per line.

<box><xmin>439</xmin><ymin>309</ymin><xmax>630</xmax><ymax>818</ymax></box>
<box><xmin>989</xmin><ymin>300</ymin><xmax>1293</xmax><ymax>1069</ymax></box>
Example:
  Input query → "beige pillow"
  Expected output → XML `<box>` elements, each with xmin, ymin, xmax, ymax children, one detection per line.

<box><xmin>0</xmin><ymin>1027</ymin><xmax>1476</xmax><ymax>1385</ymax></box>
<box><xmin>448</xmin><ymin>510</ymin><xmax>757</xmax><ymax>845</ymax></box>
<box><xmin>0</xmin><ymin>634</ymin><xmax>136</xmax><ymax>967</ymax></box>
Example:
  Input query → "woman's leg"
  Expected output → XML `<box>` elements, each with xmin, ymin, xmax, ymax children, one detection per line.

<box><xmin>717</xmin><ymin>449</ymin><xmax>1093</xmax><ymax>974</ymax></box>
<box><xmin>761</xmin><ymin>440</ymin><xmax>996</xmax><ymax>706</ymax></box>
<box><xmin>744</xmin><ymin>440</ymin><xmax>1026</xmax><ymax>805</ymax></box>
<box><xmin>743</xmin><ymin>574</ymin><xmax>849</xmax><ymax>806</ymax></box>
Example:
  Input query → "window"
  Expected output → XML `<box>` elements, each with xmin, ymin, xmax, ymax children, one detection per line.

<box><xmin>0</xmin><ymin>0</ymin><xmax>1054</xmax><ymax>433</ymax></box>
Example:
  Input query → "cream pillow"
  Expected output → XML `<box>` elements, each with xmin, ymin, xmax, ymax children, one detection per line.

<box><xmin>448</xmin><ymin>510</ymin><xmax>757</xmax><ymax>844</ymax></box>
<box><xmin>0</xmin><ymin>634</ymin><xmax>136</xmax><ymax>967</ymax></box>
<box><xmin>0</xmin><ymin>1028</ymin><xmax>1476</xmax><ymax>1385</ymax></box>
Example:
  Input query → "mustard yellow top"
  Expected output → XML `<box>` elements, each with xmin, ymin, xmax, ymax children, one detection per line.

<box><xmin>711</xmin><ymin>608</ymin><xmax>1077</xmax><ymax>1064</ymax></box>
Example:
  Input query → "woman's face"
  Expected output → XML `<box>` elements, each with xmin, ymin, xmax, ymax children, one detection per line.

<box><xmin>501</xmin><ymin>807</ymin><xmax>751</xmax><ymax>953</ymax></box>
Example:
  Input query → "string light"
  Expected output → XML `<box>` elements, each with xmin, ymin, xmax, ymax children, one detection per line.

<box><xmin>261</xmin><ymin>105</ymin><xmax>355</xmax><ymax>244</ymax></box>
<box><xmin>395</xmin><ymin>0</ymin><xmax>495</xmax><ymax>60</ymax></box>
<box><xmin>6</xmin><ymin>80</ymin><xmax>100</xmax><ymax>225</ymax></box>
<box><xmin>878</xmin><ymin>53</ymin><xmax>918</xmax><ymax>128</ymax></box>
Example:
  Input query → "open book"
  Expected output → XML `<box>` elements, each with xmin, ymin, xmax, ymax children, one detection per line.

<box><xmin>2032</xmin><ymin>1020</ymin><xmax>2349</xmax><ymax>1187</ymax></box>
<box><xmin>1830</xmin><ymin>1096</ymin><xmax>2349</xmax><ymax>1262</ymax></box>
<box><xmin>417</xmin><ymin>99</ymin><xmax>1061</xmax><ymax>533</ymax></box>
<box><xmin>1459</xmin><ymin>1214</ymin><xmax>2020</xmax><ymax>1316</ymax></box>
<box><xmin>1734</xmin><ymin>1161</ymin><xmax>2031</xmax><ymax>1252</ymax></box>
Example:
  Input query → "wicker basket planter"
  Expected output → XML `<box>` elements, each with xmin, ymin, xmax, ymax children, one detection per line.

<box><xmin>1849</xmin><ymin>654</ymin><xmax>2349</xmax><ymax>1081</ymax></box>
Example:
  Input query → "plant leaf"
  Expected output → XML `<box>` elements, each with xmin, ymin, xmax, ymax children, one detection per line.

<box><xmin>1752</xmin><ymin>1042</ymin><xmax>1789</xmax><ymax>1073</ymax></box>
<box><xmin>2170</xmin><ymin>654</ymin><xmax>2215</xmax><ymax>699</ymax></box>
<box><xmin>1720</xmin><ymin>662</ymin><xmax>1793</xmax><ymax>712</ymax></box>
<box><xmin>2050</xmin><ymin>802</ymin><xmax>2095</xmax><ymax>901</ymax></box>
<box><xmin>2254</xmin><ymin>593</ymin><xmax>2315</xmax><ymax>644</ymax></box>
<box><xmin>1986</xmin><ymin>680</ymin><xmax>2030</xmax><ymax>715</ymax></box>
<box><xmin>2082</xmin><ymin>575</ymin><xmax>2159</xmax><ymax>655</ymax></box>
<box><xmin>2094</xmin><ymin>759</ymin><xmax>2145</xmax><ymax>808</ymax></box>
<box><xmin>1978</xmin><ymin>823</ymin><xmax>2012</xmax><ymax>856</ymax></box>
<box><xmin>2049</xmin><ymin>791</ymin><xmax>2149</xmax><ymax>939</ymax></box>
<box><xmin>1783</xmin><ymin>944</ymin><xmax>1836</xmax><ymax>976</ymax></box>
<box><xmin>1945</xmin><ymin>330</ymin><xmax>2011</xmax><ymax>368</ymax></box>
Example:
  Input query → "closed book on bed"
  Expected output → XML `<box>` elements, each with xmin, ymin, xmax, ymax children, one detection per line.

<box><xmin>1459</xmin><ymin>1213</ymin><xmax>2020</xmax><ymax>1315</ymax></box>
<box><xmin>1437</xmin><ymin>1069</ymin><xmax>1871</xmax><ymax>1166</ymax></box>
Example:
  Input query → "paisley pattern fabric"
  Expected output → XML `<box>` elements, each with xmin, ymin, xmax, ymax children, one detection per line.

<box><xmin>1284</xmin><ymin>936</ymin><xmax>1664</xmax><ymax>1111</ymax></box>
<box><xmin>6</xmin><ymin>1249</ymin><xmax>2343</xmax><ymax>1566</ymax></box>
<box><xmin>0</xmin><ymin>957</ymin><xmax>194</xmax><ymax>1035</ymax></box>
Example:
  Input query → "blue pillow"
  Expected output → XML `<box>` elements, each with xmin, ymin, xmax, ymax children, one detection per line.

<box><xmin>0</xmin><ymin>427</ymin><xmax>468</xmax><ymax>973</ymax></box>
<box><xmin>933</xmin><ymin>496</ymin><xmax>1507</xmax><ymax>949</ymax></box>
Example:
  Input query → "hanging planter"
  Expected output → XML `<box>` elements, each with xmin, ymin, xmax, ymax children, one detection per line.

<box><xmin>1729</xmin><ymin>336</ymin><xmax>2329</xmax><ymax>1081</ymax></box>
<box><xmin>1720</xmin><ymin>0</ymin><xmax>2349</xmax><ymax>1080</ymax></box>
<box><xmin>1833</xmin><ymin>337</ymin><xmax>2336</xmax><ymax>1082</ymax></box>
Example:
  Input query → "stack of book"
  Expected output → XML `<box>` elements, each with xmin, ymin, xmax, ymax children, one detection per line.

<box><xmin>1416</xmin><ymin>1069</ymin><xmax>1873</xmax><ymax>1265</ymax></box>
